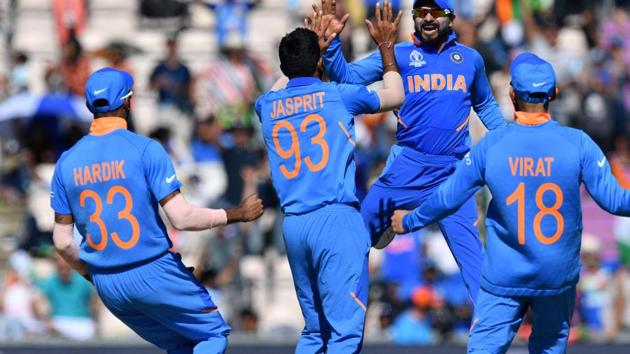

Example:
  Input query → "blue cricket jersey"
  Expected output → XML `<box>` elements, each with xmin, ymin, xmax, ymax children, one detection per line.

<box><xmin>403</xmin><ymin>114</ymin><xmax>630</xmax><ymax>296</ymax></box>
<box><xmin>323</xmin><ymin>32</ymin><xmax>505</xmax><ymax>158</ymax></box>
<box><xmin>255</xmin><ymin>77</ymin><xmax>381</xmax><ymax>215</ymax></box>
<box><xmin>51</xmin><ymin>118</ymin><xmax>181</xmax><ymax>269</ymax></box>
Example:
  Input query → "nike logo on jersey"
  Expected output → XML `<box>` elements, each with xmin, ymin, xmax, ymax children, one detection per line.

<box><xmin>597</xmin><ymin>157</ymin><xmax>606</xmax><ymax>168</ymax></box>
<box><xmin>166</xmin><ymin>174</ymin><xmax>176</xmax><ymax>183</ymax></box>
<box><xmin>532</xmin><ymin>82</ymin><xmax>546</xmax><ymax>88</ymax></box>
<box><xmin>94</xmin><ymin>88</ymin><xmax>107</xmax><ymax>95</ymax></box>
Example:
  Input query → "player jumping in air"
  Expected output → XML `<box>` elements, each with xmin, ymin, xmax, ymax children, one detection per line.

<box><xmin>320</xmin><ymin>0</ymin><xmax>506</xmax><ymax>301</ymax></box>
<box><xmin>50</xmin><ymin>68</ymin><xmax>263</xmax><ymax>354</ymax></box>
<box><xmin>392</xmin><ymin>53</ymin><xmax>630</xmax><ymax>354</ymax></box>
<box><xmin>255</xmin><ymin>2</ymin><xmax>404</xmax><ymax>352</ymax></box>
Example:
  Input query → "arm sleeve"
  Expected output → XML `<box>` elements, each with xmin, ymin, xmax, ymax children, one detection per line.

<box><xmin>51</xmin><ymin>162</ymin><xmax>72</xmax><ymax>215</ymax></box>
<box><xmin>581</xmin><ymin>133</ymin><xmax>630</xmax><ymax>216</ymax></box>
<box><xmin>403</xmin><ymin>141</ymin><xmax>487</xmax><ymax>232</ymax></box>
<box><xmin>323</xmin><ymin>37</ymin><xmax>384</xmax><ymax>85</ymax></box>
<box><xmin>142</xmin><ymin>140</ymin><xmax>182</xmax><ymax>202</ymax></box>
<box><xmin>470</xmin><ymin>51</ymin><xmax>506</xmax><ymax>131</ymax></box>
<box><xmin>338</xmin><ymin>84</ymin><xmax>381</xmax><ymax>117</ymax></box>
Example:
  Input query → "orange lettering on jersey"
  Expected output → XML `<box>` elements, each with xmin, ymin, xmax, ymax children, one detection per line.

<box><xmin>83</xmin><ymin>166</ymin><xmax>94</xmax><ymax>184</ymax></box>
<box><xmin>316</xmin><ymin>92</ymin><xmax>325</xmax><ymax>106</ymax></box>
<box><xmin>415</xmin><ymin>74</ymin><xmax>430</xmax><ymax>92</ymax></box>
<box><xmin>545</xmin><ymin>157</ymin><xmax>554</xmax><ymax>176</ymax></box>
<box><xmin>115</xmin><ymin>160</ymin><xmax>126</xmax><ymax>179</ymax></box>
<box><xmin>92</xmin><ymin>164</ymin><xmax>103</xmax><ymax>183</ymax></box>
<box><xmin>453</xmin><ymin>75</ymin><xmax>467</xmax><ymax>92</ymax></box>
<box><xmin>102</xmin><ymin>162</ymin><xmax>112</xmax><ymax>181</ymax></box>
<box><xmin>73</xmin><ymin>167</ymin><xmax>83</xmax><ymax>186</ymax></box>
<box><xmin>293</xmin><ymin>96</ymin><xmax>303</xmax><ymax>113</ymax></box>
<box><xmin>535</xmin><ymin>159</ymin><xmax>547</xmax><ymax>177</ymax></box>
<box><xmin>303</xmin><ymin>95</ymin><xmax>313</xmax><ymax>111</ymax></box>
<box><xmin>524</xmin><ymin>158</ymin><xmax>534</xmax><ymax>177</ymax></box>
<box><xmin>407</xmin><ymin>75</ymin><xmax>414</xmax><ymax>93</ymax></box>
<box><xmin>446</xmin><ymin>74</ymin><xmax>453</xmax><ymax>90</ymax></box>
<box><xmin>508</xmin><ymin>157</ymin><xmax>519</xmax><ymax>176</ymax></box>
<box><xmin>285</xmin><ymin>98</ymin><xmax>294</xmax><ymax>115</ymax></box>
<box><xmin>432</xmin><ymin>74</ymin><xmax>446</xmax><ymax>90</ymax></box>
<box><xmin>275</xmin><ymin>100</ymin><xmax>286</xmax><ymax>118</ymax></box>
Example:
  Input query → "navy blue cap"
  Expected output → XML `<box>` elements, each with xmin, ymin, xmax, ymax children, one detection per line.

<box><xmin>413</xmin><ymin>0</ymin><xmax>454</xmax><ymax>12</ymax></box>
<box><xmin>85</xmin><ymin>68</ymin><xmax>134</xmax><ymax>113</ymax></box>
<box><xmin>510</xmin><ymin>52</ymin><xmax>556</xmax><ymax>104</ymax></box>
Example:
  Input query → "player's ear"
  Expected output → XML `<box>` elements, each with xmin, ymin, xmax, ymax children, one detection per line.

<box><xmin>549</xmin><ymin>87</ymin><xmax>558</xmax><ymax>102</ymax></box>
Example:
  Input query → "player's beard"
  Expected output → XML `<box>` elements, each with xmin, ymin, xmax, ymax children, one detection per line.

<box><xmin>415</xmin><ymin>17</ymin><xmax>451</xmax><ymax>47</ymax></box>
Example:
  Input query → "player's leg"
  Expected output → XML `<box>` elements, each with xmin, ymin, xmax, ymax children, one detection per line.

<box><xmin>100</xmin><ymin>253</ymin><xmax>230</xmax><ymax>353</ymax></box>
<box><xmin>468</xmin><ymin>288</ymin><xmax>528</xmax><ymax>354</ymax></box>
<box><xmin>313</xmin><ymin>206</ymin><xmax>371</xmax><ymax>354</ymax></box>
<box><xmin>528</xmin><ymin>288</ymin><xmax>576</xmax><ymax>354</ymax></box>
<box><xmin>436</xmin><ymin>196</ymin><xmax>484</xmax><ymax>301</ymax></box>
<box><xmin>92</xmin><ymin>273</ymin><xmax>196</xmax><ymax>353</ymax></box>
<box><xmin>283</xmin><ymin>214</ymin><xmax>329</xmax><ymax>353</ymax></box>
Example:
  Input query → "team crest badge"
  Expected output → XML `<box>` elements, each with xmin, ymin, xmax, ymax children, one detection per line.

<box><xmin>450</xmin><ymin>52</ymin><xmax>464</xmax><ymax>64</ymax></box>
<box><xmin>409</xmin><ymin>50</ymin><xmax>426</xmax><ymax>68</ymax></box>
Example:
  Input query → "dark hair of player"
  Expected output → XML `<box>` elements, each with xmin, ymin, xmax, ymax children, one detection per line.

<box><xmin>279</xmin><ymin>28</ymin><xmax>320</xmax><ymax>79</ymax></box>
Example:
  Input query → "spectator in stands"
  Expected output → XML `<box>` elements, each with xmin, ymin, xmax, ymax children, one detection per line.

<box><xmin>202</xmin><ymin>0</ymin><xmax>260</xmax><ymax>49</ymax></box>
<box><xmin>390</xmin><ymin>286</ymin><xmax>438</xmax><ymax>345</ymax></box>
<box><xmin>45</xmin><ymin>34</ymin><xmax>90</xmax><ymax>97</ymax></box>
<box><xmin>149</xmin><ymin>35</ymin><xmax>195</xmax><ymax>149</ymax></box>
<box><xmin>577</xmin><ymin>235</ymin><xmax>614</xmax><ymax>340</ymax></box>
<box><xmin>9</xmin><ymin>51</ymin><xmax>30</xmax><ymax>94</ymax></box>
<box><xmin>37</xmin><ymin>255</ymin><xmax>98</xmax><ymax>340</ymax></box>
<box><xmin>195</xmin><ymin>38</ymin><xmax>271</xmax><ymax>131</ymax></box>
<box><xmin>238</xmin><ymin>308</ymin><xmax>259</xmax><ymax>333</ymax></box>
<box><xmin>53</xmin><ymin>0</ymin><xmax>86</xmax><ymax>45</ymax></box>
<box><xmin>0</xmin><ymin>251</ymin><xmax>43</xmax><ymax>340</ymax></box>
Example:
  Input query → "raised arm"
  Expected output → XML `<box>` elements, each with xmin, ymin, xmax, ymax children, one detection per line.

<box><xmin>318</xmin><ymin>0</ymin><xmax>389</xmax><ymax>85</ymax></box>
<box><xmin>470</xmin><ymin>50</ymin><xmax>506</xmax><ymax>130</ymax></box>
<box><xmin>581</xmin><ymin>133</ymin><xmax>630</xmax><ymax>216</ymax></box>
<box><xmin>392</xmin><ymin>142</ymin><xmax>487</xmax><ymax>233</ymax></box>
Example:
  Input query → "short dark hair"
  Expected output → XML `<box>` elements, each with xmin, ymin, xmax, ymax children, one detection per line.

<box><xmin>279</xmin><ymin>28</ymin><xmax>320</xmax><ymax>79</ymax></box>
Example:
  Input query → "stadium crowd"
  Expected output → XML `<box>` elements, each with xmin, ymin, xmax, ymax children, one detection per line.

<box><xmin>0</xmin><ymin>0</ymin><xmax>630</xmax><ymax>346</ymax></box>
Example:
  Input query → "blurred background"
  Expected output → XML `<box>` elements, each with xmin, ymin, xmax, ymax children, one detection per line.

<box><xmin>1</xmin><ymin>0</ymin><xmax>630</xmax><ymax>351</ymax></box>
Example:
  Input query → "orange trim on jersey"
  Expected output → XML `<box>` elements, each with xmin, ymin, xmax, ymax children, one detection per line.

<box><xmin>90</xmin><ymin>117</ymin><xmax>128</xmax><ymax>135</ymax></box>
<box><xmin>455</xmin><ymin>113</ymin><xmax>472</xmax><ymax>132</ymax></box>
<box><xmin>514</xmin><ymin>112</ymin><xmax>551</xmax><ymax>126</ymax></box>
<box><xmin>411</xmin><ymin>33</ymin><xmax>422</xmax><ymax>46</ymax></box>
<box><xmin>337</xmin><ymin>121</ymin><xmax>356</xmax><ymax>146</ymax></box>
<box><xmin>350</xmin><ymin>291</ymin><xmax>367</xmax><ymax>312</ymax></box>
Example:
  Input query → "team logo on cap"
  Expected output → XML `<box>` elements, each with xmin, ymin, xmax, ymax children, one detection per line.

<box><xmin>450</xmin><ymin>52</ymin><xmax>464</xmax><ymax>64</ymax></box>
<box><xmin>409</xmin><ymin>50</ymin><xmax>426</xmax><ymax>68</ymax></box>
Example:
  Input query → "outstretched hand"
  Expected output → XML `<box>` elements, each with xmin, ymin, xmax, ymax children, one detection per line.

<box><xmin>305</xmin><ymin>0</ymin><xmax>350</xmax><ymax>51</ymax></box>
<box><xmin>238</xmin><ymin>194</ymin><xmax>264</xmax><ymax>222</ymax></box>
<box><xmin>366</xmin><ymin>0</ymin><xmax>402</xmax><ymax>48</ymax></box>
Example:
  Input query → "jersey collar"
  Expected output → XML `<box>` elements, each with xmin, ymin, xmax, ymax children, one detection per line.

<box><xmin>287</xmin><ymin>77</ymin><xmax>322</xmax><ymax>88</ymax></box>
<box><xmin>89</xmin><ymin>117</ymin><xmax>128</xmax><ymax>135</ymax></box>
<box><xmin>410</xmin><ymin>31</ymin><xmax>457</xmax><ymax>52</ymax></box>
<box><xmin>514</xmin><ymin>111</ymin><xmax>552</xmax><ymax>126</ymax></box>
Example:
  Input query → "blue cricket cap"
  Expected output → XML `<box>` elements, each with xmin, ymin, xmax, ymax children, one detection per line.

<box><xmin>85</xmin><ymin>68</ymin><xmax>134</xmax><ymax>113</ymax></box>
<box><xmin>412</xmin><ymin>0</ymin><xmax>454</xmax><ymax>13</ymax></box>
<box><xmin>510</xmin><ymin>52</ymin><xmax>556</xmax><ymax>104</ymax></box>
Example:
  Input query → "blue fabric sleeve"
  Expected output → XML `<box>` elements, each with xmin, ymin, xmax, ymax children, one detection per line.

<box><xmin>338</xmin><ymin>84</ymin><xmax>381</xmax><ymax>116</ymax></box>
<box><xmin>403</xmin><ymin>141</ymin><xmax>487</xmax><ymax>232</ymax></box>
<box><xmin>470</xmin><ymin>50</ymin><xmax>506</xmax><ymax>130</ymax></box>
<box><xmin>581</xmin><ymin>133</ymin><xmax>630</xmax><ymax>216</ymax></box>
<box><xmin>323</xmin><ymin>38</ymin><xmax>383</xmax><ymax>85</ymax></box>
<box><xmin>254</xmin><ymin>95</ymin><xmax>263</xmax><ymax>122</ymax></box>
<box><xmin>51</xmin><ymin>161</ymin><xmax>72</xmax><ymax>215</ymax></box>
<box><xmin>142</xmin><ymin>140</ymin><xmax>182</xmax><ymax>202</ymax></box>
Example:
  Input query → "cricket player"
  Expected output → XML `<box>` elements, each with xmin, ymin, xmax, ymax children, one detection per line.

<box><xmin>392</xmin><ymin>53</ymin><xmax>630</xmax><ymax>354</ymax></box>
<box><xmin>50</xmin><ymin>68</ymin><xmax>263</xmax><ymax>354</ymax></box>
<box><xmin>321</xmin><ymin>0</ymin><xmax>506</xmax><ymax>301</ymax></box>
<box><xmin>255</xmin><ymin>3</ymin><xmax>404</xmax><ymax>352</ymax></box>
